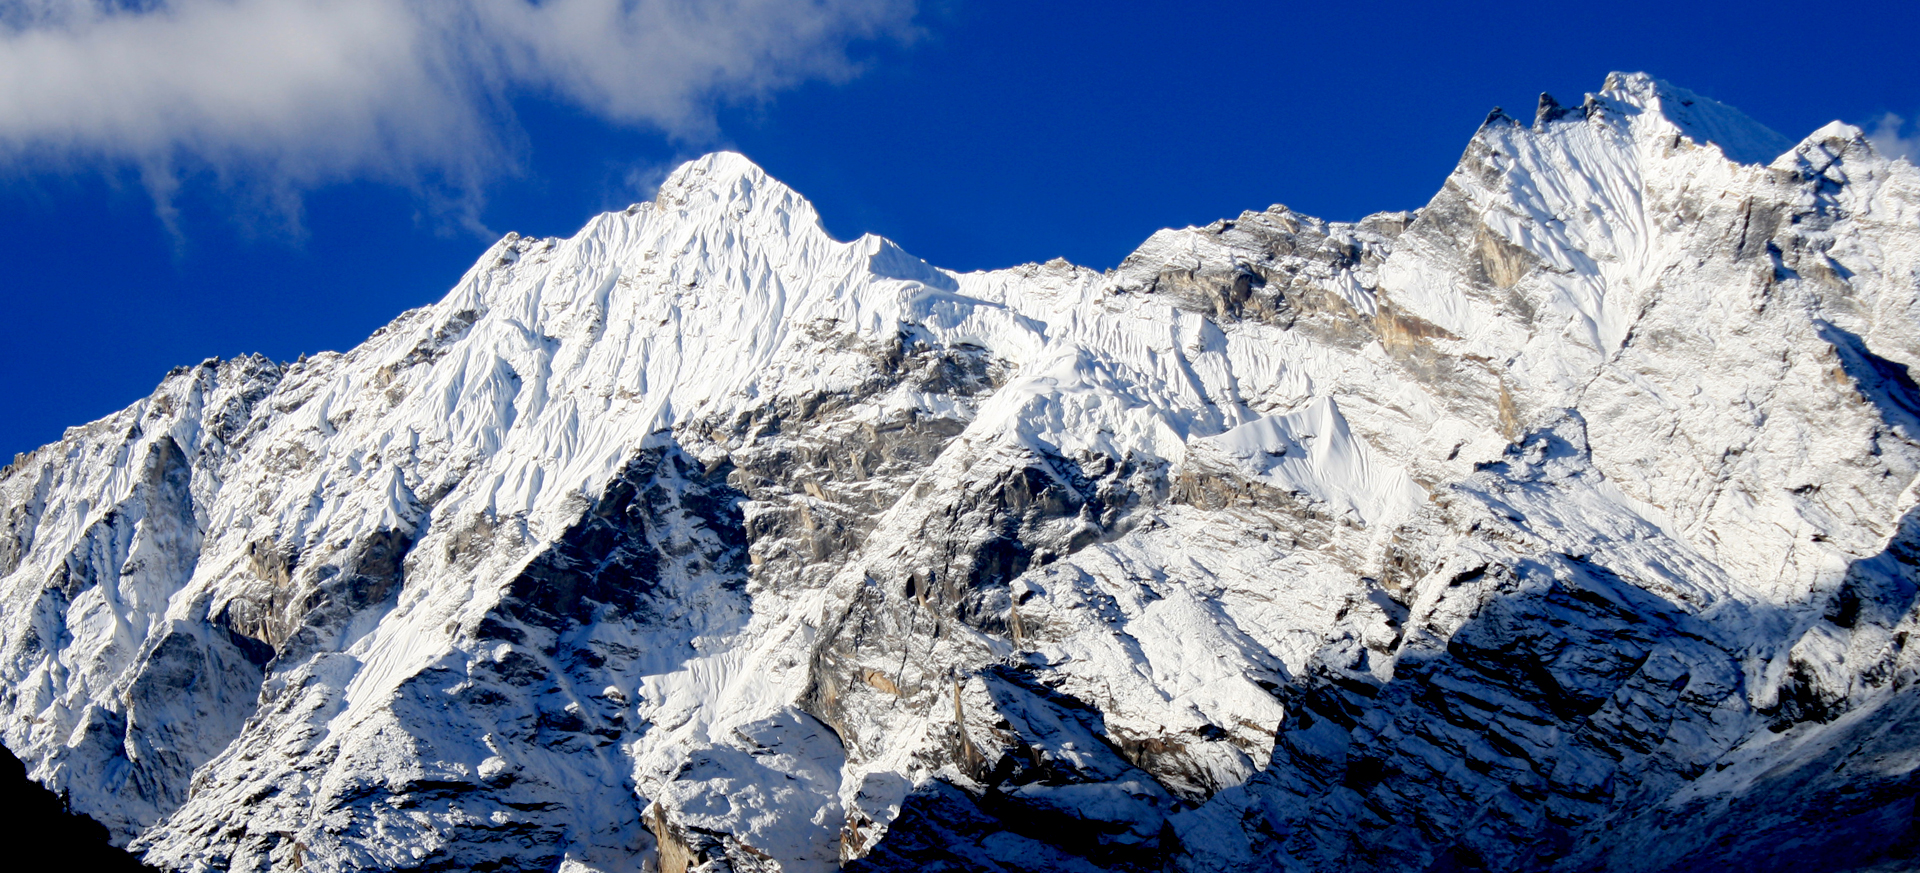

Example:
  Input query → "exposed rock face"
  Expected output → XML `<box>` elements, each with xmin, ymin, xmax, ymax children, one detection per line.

<box><xmin>3</xmin><ymin>73</ymin><xmax>1919</xmax><ymax>872</ymax></box>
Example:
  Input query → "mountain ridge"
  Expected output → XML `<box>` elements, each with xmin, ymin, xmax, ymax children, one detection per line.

<box><xmin>3</xmin><ymin>72</ymin><xmax>1918</xmax><ymax>872</ymax></box>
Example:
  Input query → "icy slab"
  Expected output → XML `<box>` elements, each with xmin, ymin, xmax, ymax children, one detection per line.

<box><xmin>1190</xmin><ymin>396</ymin><xmax>1426</xmax><ymax>527</ymax></box>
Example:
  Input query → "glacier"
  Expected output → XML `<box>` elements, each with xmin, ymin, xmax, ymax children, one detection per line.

<box><xmin>1</xmin><ymin>71</ymin><xmax>1918</xmax><ymax>872</ymax></box>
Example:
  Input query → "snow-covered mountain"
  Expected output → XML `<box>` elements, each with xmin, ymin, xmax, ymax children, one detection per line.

<box><xmin>4</xmin><ymin>72</ymin><xmax>1918</xmax><ymax>872</ymax></box>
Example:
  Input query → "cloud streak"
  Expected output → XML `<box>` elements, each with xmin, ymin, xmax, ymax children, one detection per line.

<box><xmin>0</xmin><ymin>0</ymin><xmax>915</xmax><ymax>226</ymax></box>
<box><xmin>1866</xmin><ymin>112</ymin><xmax>1919</xmax><ymax>164</ymax></box>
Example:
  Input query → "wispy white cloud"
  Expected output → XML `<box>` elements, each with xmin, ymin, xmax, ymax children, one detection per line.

<box><xmin>0</xmin><ymin>0</ymin><xmax>915</xmax><ymax>229</ymax></box>
<box><xmin>1867</xmin><ymin>112</ymin><xmax>1920</xmax><ymax>163</ymax></box>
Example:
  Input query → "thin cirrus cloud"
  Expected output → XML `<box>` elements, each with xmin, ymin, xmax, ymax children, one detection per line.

<box><xmin>1866</xmin><ymin>112</ymin><xmax>1919</xmax><ymax>163</ymax></box>
<box><xmin>0</xmin><ymin>0</ymin><xmax>916</xmax><ymax>227</ymax></box>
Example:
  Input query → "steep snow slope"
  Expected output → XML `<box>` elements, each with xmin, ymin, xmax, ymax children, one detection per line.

<box><xmin>2</xmin><ymin>73</ymin><xmax>1918</xmax><ymax>873</ymax></box>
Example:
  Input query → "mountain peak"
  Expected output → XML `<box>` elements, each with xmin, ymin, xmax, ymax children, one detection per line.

<box><xmin>7</xmin><ymin>79</ymin><xmax>1920</xmax><ymax>873</ymax></box>
<box><xmin>1597</xmin><ymin>71</ymin><xmax>1792</xmax><ymax>164</ymax></box>
<box><xmin>660</xmin><ymin>150</ymin><xmax>770</xmax><ymax>192</ymax></box>
<box><xmin>649</xmin><ymin>151</ymin><xmax>820</xmax><ymax>227</ymax></box>
<box><xmin>1598</xmin><ymin>70</ymin><xmax>1665</xmax><ymax>100</ymax></box>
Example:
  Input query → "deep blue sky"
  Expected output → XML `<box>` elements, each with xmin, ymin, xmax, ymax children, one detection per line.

<box><xmin>3</xmin><ymin>0</ymin><xmax>1917</xmax><ymax>458</ymax></box>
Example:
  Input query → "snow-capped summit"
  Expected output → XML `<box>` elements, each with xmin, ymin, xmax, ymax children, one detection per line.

<box><xmin>1591</xmin><ymin>71</ymin><xmax>1795</xmax><ymax>164</ymax></box>
<box><xmin>3</xmin><ymin>74</ymin><xmax>1918</xmax><ymax>873</ymax></box>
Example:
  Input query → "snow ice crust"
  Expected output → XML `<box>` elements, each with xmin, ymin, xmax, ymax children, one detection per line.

<box><xmin>2</xmin><ymin>73</ymin><xmax>1919</xmax><ymax>872</ymax></box>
